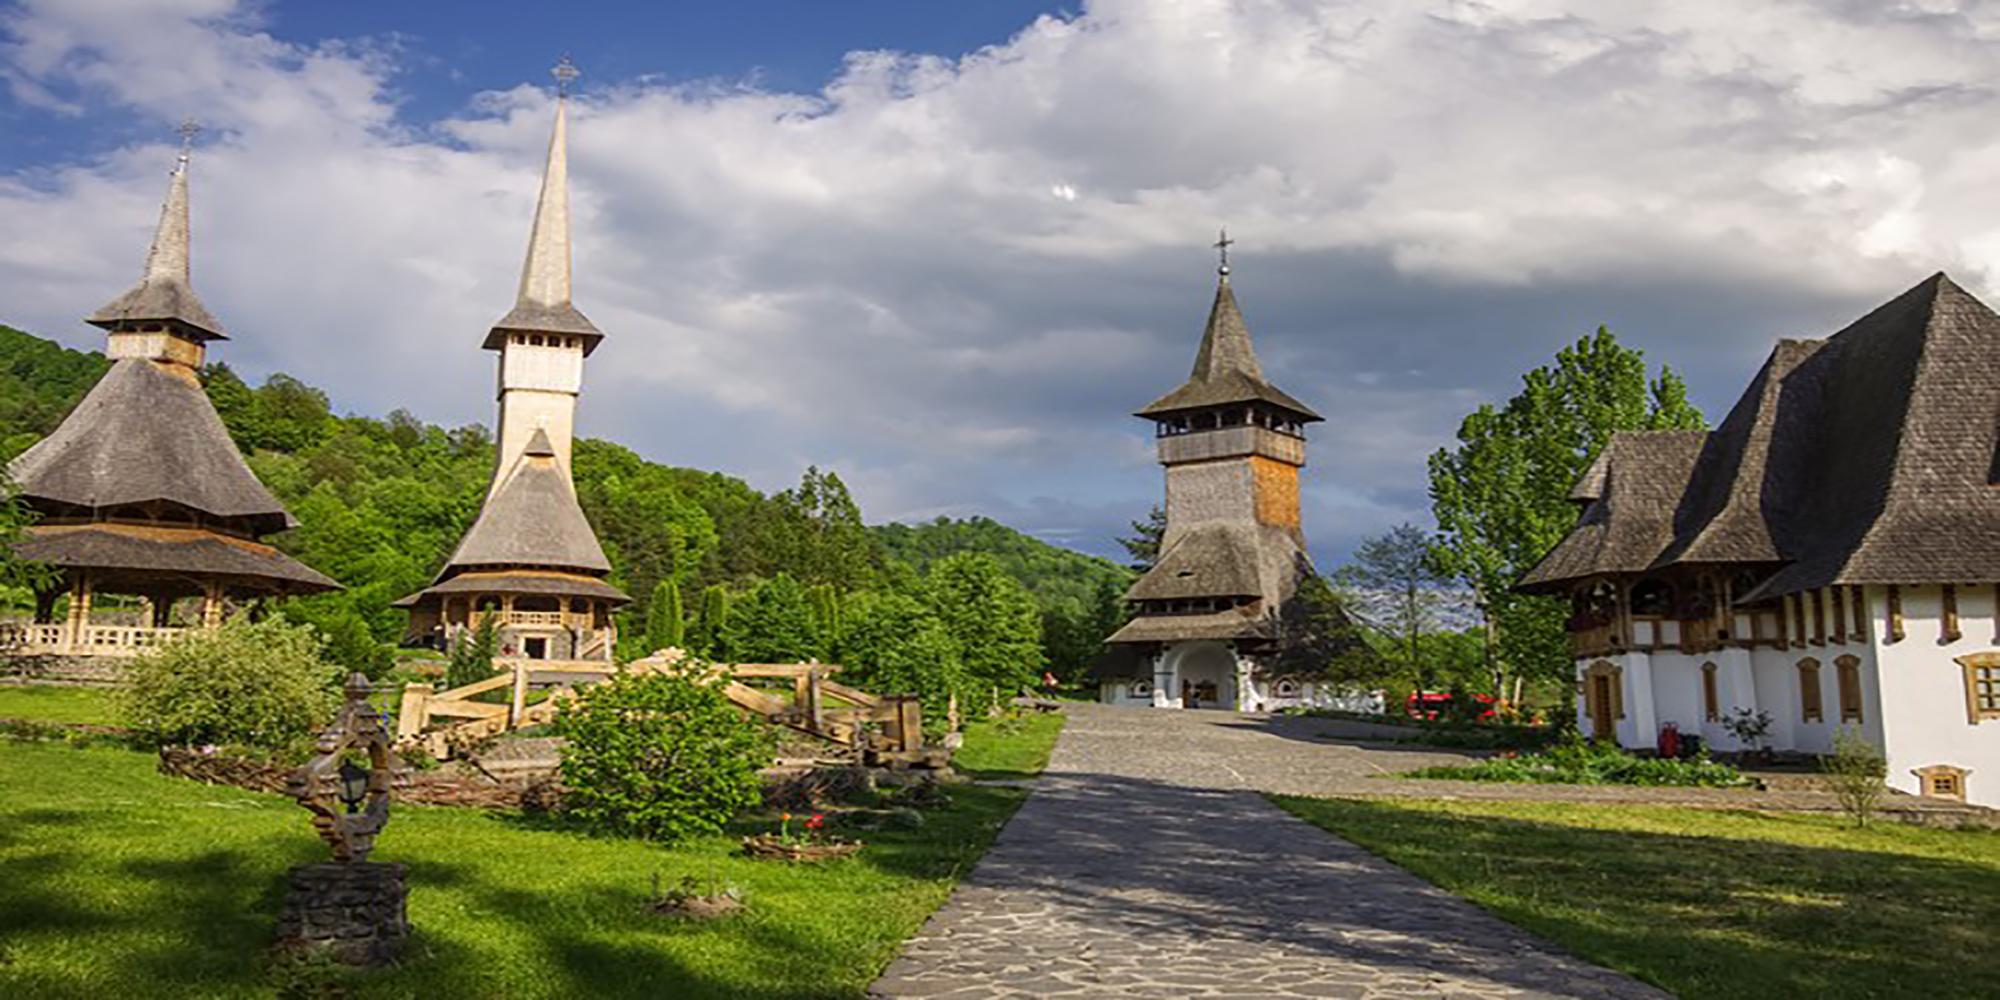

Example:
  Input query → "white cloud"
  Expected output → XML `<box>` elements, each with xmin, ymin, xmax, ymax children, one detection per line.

<box><xmin>5</xmin><ymin>0</ymin><xmax>2000</xmax><ymax>562</ymax></box>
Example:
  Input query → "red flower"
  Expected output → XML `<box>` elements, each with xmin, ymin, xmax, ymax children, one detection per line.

<box><xmin>806</xmin><ymin>813</ymin><xmax>825</xmax><ymax>830</ymax></box>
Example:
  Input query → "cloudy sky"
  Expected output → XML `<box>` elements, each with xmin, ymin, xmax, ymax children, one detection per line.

<box><xmin>3</xmin><ymin>0</ymin><xmax>1998</xmax><ymax>565</ymax></box>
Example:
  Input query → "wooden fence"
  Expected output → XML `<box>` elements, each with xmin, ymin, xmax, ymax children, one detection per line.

<box><xmin>395</xmin><ymin>652</ymin><xmax>939</xmax><ymax>766</ymax></box>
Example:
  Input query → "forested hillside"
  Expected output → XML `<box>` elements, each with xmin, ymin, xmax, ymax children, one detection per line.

<box><xmin>0</xmin><ymin>324</ymin><xmax>1130</xmax><ymax>693</ymax></box>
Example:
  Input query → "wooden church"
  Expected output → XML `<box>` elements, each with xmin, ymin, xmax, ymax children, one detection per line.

<box><xmin>393</xmin><ymin>65</ymin><xmax>628</xmax><ymax>664</ymax></box>
<box><xmin>2</xmin><ymin>133</ymin><xmax>337</xmax><ymax>672</ymax></box>
<box><xmin>1094</xmin><ymin>243</ymin><xmax>1351</xmax><ymax>712</ymax></box>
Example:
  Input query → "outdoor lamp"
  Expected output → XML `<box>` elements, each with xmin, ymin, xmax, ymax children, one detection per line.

<box><xmin>336</xmin><ymin>759</ymin><xmax>370</xmax><ymax>814</ymax></box>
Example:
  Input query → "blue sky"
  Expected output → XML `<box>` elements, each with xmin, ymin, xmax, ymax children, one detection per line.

<box><xmin>2</xmin><ymin>1</ymin><xmax>1996</xmax><ymax>565</ymax></box>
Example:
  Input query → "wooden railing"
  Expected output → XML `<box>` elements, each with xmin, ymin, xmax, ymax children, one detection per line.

<box><xmin>0</xmin><ymin>622</ymin><xmax>189</xmax><ymax>656</ymax></box>
<box><xmin>396</xmin><ymin>653</ymin><xmax>935</xmax><ymax>766</ymax></box>
<box><xmin>466</xmin><ymin>610</ymin><xmax>581</xmax><ymax>629</ymax></box>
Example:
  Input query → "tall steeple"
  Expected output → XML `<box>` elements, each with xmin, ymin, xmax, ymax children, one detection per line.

<box><xmin>89</xmin><ymin>120</ymin><xmax>225</xmax><ymax>363</ymax></box>
<box><xmin>485</xmin><ymin>57</ymin><xmax>602</xmax><ymax>487</ymax></box>
<box><xmin>392</xmin><ymin>57</ymin><xmax>629</xmax><ymax>668</ymax></box>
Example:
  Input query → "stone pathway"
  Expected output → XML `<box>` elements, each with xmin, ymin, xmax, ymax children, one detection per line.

<box><xmin>872</xmin><ymin>706</ymin><xmax>1668</xmax><ymax>998</ymax></box>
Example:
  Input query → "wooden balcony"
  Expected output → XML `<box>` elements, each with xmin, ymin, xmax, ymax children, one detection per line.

<box><xmin>1</xmin><ymin>622</ymin><xmax>191</xmax><ymax>657</ymax></box>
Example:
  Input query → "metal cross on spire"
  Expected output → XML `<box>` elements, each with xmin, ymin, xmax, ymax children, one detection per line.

<box><xmin>551</xmin><ymin>55</ymin><xmax>580</xmax><ymax>98</ymax></box>
<box><xmin>176</xmin><ymin>118</ymin><xmax>201</xmax><ymax>166</ymax></box>
<box><xmin>1213</xmin><ymin>227</ymin><xmax>1235</xmax><ymax>277</ymax></box>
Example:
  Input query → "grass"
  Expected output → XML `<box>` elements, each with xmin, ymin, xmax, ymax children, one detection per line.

<box><xmin>0</xmin><ymin>711</ymin><xmax>1065</xmax><ymax>999</ymax></box>
<box><xmin>1273</xmin><ymin>795</ymin><xmax>2000</xmax><ymax>999</ymax></box>
<box><xmin>950</xmin><ymin>711</ymin><xmax>1064</xmax><ymax>781</ymax></box>
<box><xmin>0</xmin><ymin>684</ymin><xmax>118</xmax><ymax>726</ymax></box>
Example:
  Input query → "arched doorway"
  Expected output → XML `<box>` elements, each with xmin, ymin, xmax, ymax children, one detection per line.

<box><xmin>1170</xmin><ymin>643</ymin><xmax>1237</xmax><ymax>710</ymax></box>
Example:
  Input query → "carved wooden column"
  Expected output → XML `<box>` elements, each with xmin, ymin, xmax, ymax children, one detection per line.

<box><xmin>64</xmin><ymin>573</ymin><xmax>93</xmax><ymax>652</ymax></box>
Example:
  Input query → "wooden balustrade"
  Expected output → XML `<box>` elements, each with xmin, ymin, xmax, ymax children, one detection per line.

<box><xmin>0</xmin><ymin>621</ymin><xmax>188</xmax><ymax>656</ymax></box>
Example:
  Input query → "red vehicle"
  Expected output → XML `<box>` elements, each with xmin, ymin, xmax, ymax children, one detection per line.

<box><xmin>1406</xmin><ymin>690</ymin><xmax>1497</xmax><ymax>721</ymax></box>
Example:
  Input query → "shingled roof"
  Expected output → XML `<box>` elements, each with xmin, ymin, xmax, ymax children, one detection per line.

<box><xmin>9</xmin><ymin>360</ymin><xmax>294</xmax><ymax>534</ymax></box>
<box><xmin>1124</xmin><ymin>523</ymin><xmax>1266</xmax><ymax>602</ymax></box>
<box><xmin>1518</xmin><ymin>431</ymin><xmax>1707</xmax><ymax>590</ymax></box>
<box><xmin>16</xmin><ymin>522</ymin><xmax>336</xmax><ymax>592</ymax></box>
<box><xmin>434</xmin><ymin>428</ymin><xmax>613</xmax><ymax>580</ymax></box>
<box><xmin>1520</xmin><ymin>272</ymin><xmax>2000</xmax><ymax>598</ymax></box>
<box><xmin>87</xmin><ymin>153</ymin><xmax>225</xmax><ymax>341</ymax></box>
<box><xmin>1137</xmin><ymin>275</ymin><xmax>1322</xmax><ymax>421</ymax></box>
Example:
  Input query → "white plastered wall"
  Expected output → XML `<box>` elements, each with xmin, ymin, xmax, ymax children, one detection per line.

<box><xmin>1869</xmin><ymin>584</ymin><xmax>2000</xmax><ymax>808</ymax></box>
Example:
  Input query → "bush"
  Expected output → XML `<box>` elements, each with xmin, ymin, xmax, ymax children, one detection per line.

<box><xmin>1822</xmin><ymin>728</ymin><xmax>1888</xmax><ymax>827</ymax></box>
<box><xmin>1408</xmin><ymin>736</ymin><xmax>1748</xmax><ymax>787</ymax></box>
<box><xmin>117</xmin><ymin>616</ymin><xmax>340</xmax><ymax>752</ymax></box>
<box><xmin>553</xmin><ymin>662</ymin><xmax>776</xmax><ymax>843</ymax></box>
<box><xmin>445</xmin><ymin>616</ymin><xmax>498</xmax><ymax>691</ymax></box>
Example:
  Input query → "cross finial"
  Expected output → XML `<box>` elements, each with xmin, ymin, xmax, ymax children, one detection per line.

<box><xmin>552</xmin><ymin>55</ymin><xmax>580</xmax><ymax>98</ymax></box>
<box><xmin>1213</xmin><ymin>227</ymin><xmax>1234</xmax><ymax>277</ymax></box>
<box><xmin>175</xmin><ymin>118</ymin><xmax>201</xmax><ymax>166</ymax></box>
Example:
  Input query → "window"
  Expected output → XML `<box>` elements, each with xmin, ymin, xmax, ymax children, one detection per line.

<box><xmin>1836</xmin><ymin>655</ymin><xmax>1863</xmax><ymax>724</ymax></box>
<box><xmin>1701</xmin><ymin>662</ymin><xmax>1720</xmax><ymax>722</ymax></box>
<box><xmin>1811</xmin><ymin>589</ymin><xmax>1825</xmax><ymax>645</ymax></box>
<box><xmin>1275</xmin><ymin>679</ymin><xmax>1300</xmax><ymax>698</ymax></box>
<box><xmin>1914</xmin><ymin>764</ymin><xmax>1968</xmax><ymax>802</ymax></box>
<box><xmin>1961</xmin><ymin>653</ymin><xmax>2000</xmax><ymax>724</ymax></box>
<box><xmin>1798</xmin><ymin>658</ymin><xmax>1823</xmax><ymax>723</ymax></box>
<box><xmin>1887</xmin><ymin>585</ymin><xmax>1905</xmax><ymax>643</ymax></box>
<box><xmin>1942</xmin><ymin>584</ymin><xmax>1961</xmax><ymax>643</ymax></box>
<box><xmin>1132</xmin><ymin>680</ymin><xmax>1152</xmax><ymax>698</ymax></box>
<box><xmin>1850</xmin><ymin>585</ymin><xmax>1868</xmax><ymax>639</ymax></box>
<box><xmin>1831</xmin><ymin>587</ymin><xmax>1847</xmax><ymax>643</ymax></box>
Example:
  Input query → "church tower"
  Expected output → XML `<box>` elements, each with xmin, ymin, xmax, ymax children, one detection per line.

<box><xmin>4</xmin><ymin>123</ymin><xmax>337</xmax><ymax>670</ymax></box>
<box><xmin>395</xmin><ymin>60</ymin><xmax>628</xmax><ymax>664</ymax></box>
<box><xmin>1100</xmin><ymin>236</ymin><xmax>1325</xmax><ymax>711</ymax></box>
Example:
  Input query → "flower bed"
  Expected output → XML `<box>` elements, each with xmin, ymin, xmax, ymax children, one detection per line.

<box><xmin>1406</xmin><ymin>740</ymin><xmax>1749</xmax><ymax>788</ymax></box>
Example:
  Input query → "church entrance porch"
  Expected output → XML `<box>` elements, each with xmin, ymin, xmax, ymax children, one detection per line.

<box><xmin>1159</xmin><ymin>641</ymin><xmax>1238</xmax><ymax>710</ymax></box>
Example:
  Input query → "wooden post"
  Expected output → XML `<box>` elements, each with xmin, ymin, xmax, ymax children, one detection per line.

<box><xmin>200</xmin><ymin>582</ymin><xmax>223</xmax><ymax>629</ymax></box>
<box><xmin>64</xmin><ymin>573</ymin><xmax>92</xmax><ymax>653</ymax></box>
<box><xmin>805</xmin><ymin>668</ymin><xmax>824</xmax><ymax>737</ymax></box>
<box><xmin>898</xmin><ymin>697</ymin><xmax>923</xmax><ymax>752</ymax></box>
<box><xmin>398</xmin><ymin>684</ymin><xmax>433</xmax><ymax>741</ymax></box>
<box><xmin>510</xmin><ymin>660</ymin><xmax>529</xmax><ymax>727</ymax></box>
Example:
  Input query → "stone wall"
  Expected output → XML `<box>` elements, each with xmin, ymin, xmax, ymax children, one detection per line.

<box><xmin>1</xmin><ymin>654</ymin><xmax>128</xmax><ymax>687</ymax></box>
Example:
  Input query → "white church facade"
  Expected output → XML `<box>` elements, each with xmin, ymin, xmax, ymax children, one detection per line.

<box><xmin>1521</xmin><ymin>274</ymin><xmax>2000</xmax><ymax>808</ymax></box>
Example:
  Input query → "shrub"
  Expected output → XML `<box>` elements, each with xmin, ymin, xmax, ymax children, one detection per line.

<box><xmin>445</xmin><ymin>616</ymin><xmax>499</xmax><ymax>691</ymax></box>
<box><xmin>553</xmin><ymin>662</ymin><xmax>775</xmax><ymax>843</ymax></box>
<box><xmin>1722</xmin><ymin>708</ymin><xmax>1773</xmax><ymax>757</ymax></box>
<box><xmin>1822</xmin><ymin>728</ymin><xmax>1888</xmax><ymax>827</ymax></box>
<box><xmin>1408</xmin><ymin>736</ymin><xmax>1748</xmax><ymax>787</ymax></box>
<box><xmin>117</xmin><ymin>616</ymin><xmax>340</xmax><ymax>752</ymax></box>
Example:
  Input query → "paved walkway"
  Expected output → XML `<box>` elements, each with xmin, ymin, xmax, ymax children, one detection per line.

<box><xmin>872</xmin><ymin>706</ymin><xmax>1668</xmax><ymax>999</ymax></box>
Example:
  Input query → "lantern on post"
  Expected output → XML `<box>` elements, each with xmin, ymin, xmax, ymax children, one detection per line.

<box><xmin>276</xmin><ymin>673</ymin><xmax>411</xmax><ymax>966</ymax></box>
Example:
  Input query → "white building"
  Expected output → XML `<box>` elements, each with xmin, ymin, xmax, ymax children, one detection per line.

<box><xmin>1520</xmin><ymin>274</ymin><xmax>2000</xmax><ymax>807</ymax></box>
<box><xmin>1094</xmin><ymin>246</ymin><xmax>1367</xmax><ymax>713</ymax></box>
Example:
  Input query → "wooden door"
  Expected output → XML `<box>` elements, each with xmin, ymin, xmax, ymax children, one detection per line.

<box><xmin>1590</xmin><ymin>675</ymin><xmax>1616</xmax><ymax>741</ymax></box>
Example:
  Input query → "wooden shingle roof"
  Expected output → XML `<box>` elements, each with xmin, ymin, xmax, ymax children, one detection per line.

<box><xmin>1137</xmin><ymin>276</ymin><xmax>1321</xmax><ymax>421</ymax></box>
<box><xmin>433</xmin><ymin>428</ymin><xmax>613</xmax><ymax>580</ymax></box>
<box><xmin>1521</xmin><ymin>273</ymin><xmax>2000</xmax><ymax>598</ymax></box>
<box><xmin>9</xmin><ymin>360</ymin><xmax>293</xmax><ymax>534</ymax></box>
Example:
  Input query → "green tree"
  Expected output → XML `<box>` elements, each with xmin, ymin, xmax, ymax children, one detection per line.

<box><xmin>446</xmin><ymin>616</ymin><xmax>499</xmax><ymax>691</ymax></box>
<box><xmin>690</xmin><ymin>584</ymin><xmax>735</xmax><ymax>660</ymax></box>
<box><xmin>837</xmin><ymin>591</ymin><xmax>965</xmax><ymax>736</ymax></box>
<box><xmin>117</xmin><ymin>617</ymin><xmax>339</xmax><ymax>752</ymax></box>
<box><xmin>774</xmin><ymin>466</ymin><xmax>881</xmax><ymax>591</ymax></box>
<box><xmin>553</xmin><ymin>663</ymin><xmax>776</xmax><ymax>843</ymax></box>
<box><xmin>808</xmin><ymin>583</ymin><xmax>842</xmax><ymax>661</ymax></box>
<box><xmin>1428</xmin><ymin>326</ymin><xmax>1704</xmax><ymax>705</ymax></box>
<box><xmin>645</xmin><ymin>580</ymin><xmax>685</xmax><ymax>655</ymax></box>
<box><xmin>1335</xmin><ymin>523</ymin><xmax>1453</xmax><ymax>693</ymax></box>
<box><xmin>1117</xmin><ymin>505</ymin><xmax>1167</xmax><ymax>571</ymax></box>
<box><xmin>732</xmin><ymin>573</ymin><xmax>818</xmax><ymax>663</ymax></box>
<box><xmin>1269</xmin><ymin>574</ymin><xmax>1371</xmax><ymax>683</ymax></box>
<box><xmin>926</xmin><ymin>553</ymin><xmax>1042</xmax><ymax>712</ymax></box>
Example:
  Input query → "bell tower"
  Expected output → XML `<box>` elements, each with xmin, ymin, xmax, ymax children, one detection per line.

<box><xmin>484</xmin><ymin>56</ymin><xmax>602</xmax><ymax>490</ymax></box>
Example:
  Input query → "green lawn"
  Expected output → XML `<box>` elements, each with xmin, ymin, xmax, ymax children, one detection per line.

<box><xmin>950</xmin><ymin>712</ymin><xmax>1064</xmax><ymax>781</ymax></box>
<box><xmin>0</xmin><ymin>713</ymin><xmax>1064</xmax><ymax>999</ymax></box>
<box><xmin>1275</xmin><ymin>796</ymin><xmax>2000</xmax><ymax>999</ymax></box>
<box><xmin>0</xmin><ymin>684</ymin><xmax>117</xmax><ymax>725</ymax></box>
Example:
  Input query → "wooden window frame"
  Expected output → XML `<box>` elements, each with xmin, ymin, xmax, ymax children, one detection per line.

<box><xmin>1887</xmin><ymin>585</ymin><xmax>1905</xmax><ymax>643</ymax></box>
<box><xmin>1582</xmin><ymin>660</ymin><xmax>1625</xmax><ymax>720</ymax></box>
<box><xmin>1959</xmin><ymin>652</ymin><xmax>2000</xmax><ymax>724</ymax></box>
<box><xmin>1831</xmin><ymin>587</ymin><xmax>1847</xmax><ymax>644</ymax></box>
<box><xmin>1811</xmin><ymin>589</ymin><xmax>1826</xmax><ymax>645</ymax></box>
<box><xmin>1941</xmin><ymin>584</ymin><xmax>1961</xmax><ymax>643</ymax></box>
<box><xmin>1835</xmin><ymin>654</ymin><xmax>1863</xmax><ymax>724</ymax></box>
<box><xmin>1850</xmin><ymin>585</ymin><xmax>1868</xmax><ymax>640</ymax></box>
<box><xmin>1701</xmin><ymin>661</ymin><xmax>1720</xmax><ymax>722</ymax></box>
<box><xmin>1797</xmin><ymin>658</ymin><xmax>1824</xmax><ymax>723</ymax></box>
<box><xmin>1913</xmin><ymin>764</ymin><xmax>1969</xmax><ymax>803</ymax></box>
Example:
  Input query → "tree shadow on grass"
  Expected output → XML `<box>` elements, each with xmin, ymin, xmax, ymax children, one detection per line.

<box><xmin>1277</xmin><ymin>797</ymin><xmax>2000</xmax><ymax>999</ymax></box>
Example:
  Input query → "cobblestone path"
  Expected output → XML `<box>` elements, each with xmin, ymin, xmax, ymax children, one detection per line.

<box><xmin>871</xmin><ymin>706</ymin><xmax>1667</xmax><ymax>999</ymax></box>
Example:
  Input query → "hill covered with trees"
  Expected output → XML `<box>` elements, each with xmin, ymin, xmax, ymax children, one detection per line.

<box><xmin>0</xmin><ymin>323</ymin><xmax>1130</xmax><ymax>703</ymax></box>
